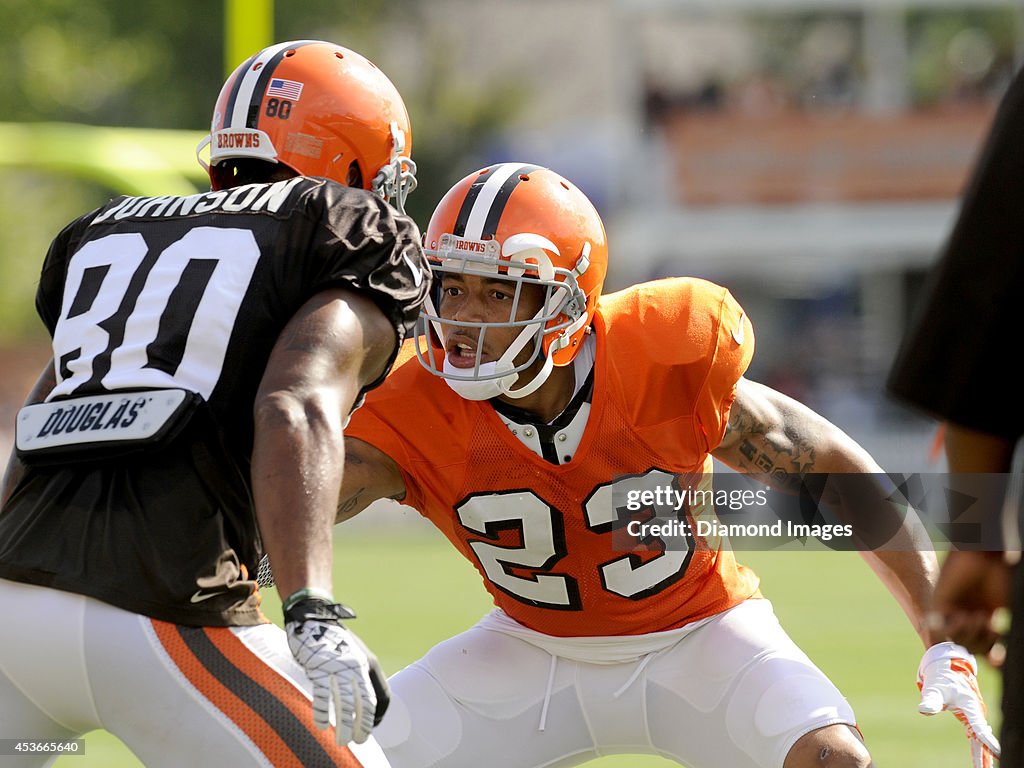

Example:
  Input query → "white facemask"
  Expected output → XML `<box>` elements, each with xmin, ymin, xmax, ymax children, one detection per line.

<box><xmin>440</xmin><ymin>320</ymin><xmax>556</xmax><ymax>401</ymax></box>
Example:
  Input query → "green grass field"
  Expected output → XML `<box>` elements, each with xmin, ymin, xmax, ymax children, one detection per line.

<box><xmin>58</xmin><ymin>529</ymin><xmax>1001</xmax><ymax>767</ymax></box>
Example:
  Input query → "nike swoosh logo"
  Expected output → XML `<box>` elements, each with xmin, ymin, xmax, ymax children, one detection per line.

<box><xmin>732</xmin><ymin>314</ymin><xmax>745</xmax><ymax>345</ymax></box>
<box><xmin>190</xmin><ymin>589</ymin><xmax>229</xmax><ymax>604</ymax></box>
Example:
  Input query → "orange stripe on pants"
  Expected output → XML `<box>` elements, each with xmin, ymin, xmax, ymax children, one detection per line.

<box><xmin>204</xmin><ymin>625</ymin><xmax>363</xmax><ymax>768</ymax></box>
<box><xmin>152</xmin><ymin>620</ymin><xmax>363</xmax><ymax>768</ymax></box>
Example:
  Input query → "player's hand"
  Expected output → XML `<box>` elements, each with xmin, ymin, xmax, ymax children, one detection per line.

<box><xmin>284</xmin><ymin>597</ymin><xmax>391</xmax><ymax>745</ymax></box>
<box><xmin>932</xmin><ymin>550</ymin><xmax>1010</xmax><ymax>662</ymax></box>
<box><xmin>917</xmin><ymin>642</ymin><xmax>1000</xmax><ymax>767</ymax></box>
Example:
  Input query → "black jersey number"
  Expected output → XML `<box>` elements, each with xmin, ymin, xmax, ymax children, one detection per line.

<box><xmin>455</xmin><ymin>469</ymin><xmax>693</xmax><ymax>610</ymax></box>
<box><xmin>266</xmin><ymin>98</ymin><xmax>292</xmax><ymax>119</ymax></box>
<box><xmin>50</xmin><ymin>228</ymin><xmax>261</xmax><ymax>400</ymax></box>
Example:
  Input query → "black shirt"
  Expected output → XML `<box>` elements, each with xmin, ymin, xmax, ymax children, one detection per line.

<box><xmin>889</xmin><ymin>66</ymin><xmax>1024</xmax><ymax>440</ymax></box>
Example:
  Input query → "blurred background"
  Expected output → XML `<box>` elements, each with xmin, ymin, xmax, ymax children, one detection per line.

<box><xmin>2</xmin><ymin>0</ymin><xmax>1022</xmax><ymax>467</ymax></box>
<box><xmin>0</xmin><ymin>1</ymin><xmax>1019</xmax><ymax>766</ymax></box>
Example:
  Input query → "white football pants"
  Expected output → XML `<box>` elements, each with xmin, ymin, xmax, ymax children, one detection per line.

<box><xmin>376</xmin><ymin>599</ymin><xmax>857</xmax><ymax>768</ymax></box>
<box><xmin>0</xmin><ymin>578</ymin><xmax>389</xmax><ymax>768</ymax></box>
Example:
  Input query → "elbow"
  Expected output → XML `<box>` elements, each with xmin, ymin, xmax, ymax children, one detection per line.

<box><xmin>816</xmin><ymin>422</ymin><xmax>882</xmax><ymax>475</ymax></box>
<box><xmin>253</xmin><ymin>389</ymin><xmax>344</xmax><ymax>446</ymax></box>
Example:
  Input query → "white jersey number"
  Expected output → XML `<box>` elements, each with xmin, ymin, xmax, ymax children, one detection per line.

<box><xmin>50</xmin><ymin>228</ymin><xmax>261</xmax><ymax>401</ymax></box>
<box><xmin>455</xmin><ymin>469</ymin><xmax>693</xmax><ymax>610</ymax></box>
<box><xmin>457</xmin><ymin>490</ymin><xmax>580</xmax><ymax>610</ymax></box>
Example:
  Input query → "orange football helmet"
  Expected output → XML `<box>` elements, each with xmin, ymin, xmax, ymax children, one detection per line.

<box><xmin>197</xmin><ymin>40</ymin><xmax>416</xmax><ymax>212</ymax></box>
<box><xmin>416</xmin><ymin>163</ymin><xmax>608</xmax><ymax>400</ymax></box>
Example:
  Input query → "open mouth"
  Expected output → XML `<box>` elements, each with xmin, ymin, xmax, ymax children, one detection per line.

<box><xmin>445</xmin><ymin>336</ymin><xmax>488</xmax><ymax>369</ymax></box>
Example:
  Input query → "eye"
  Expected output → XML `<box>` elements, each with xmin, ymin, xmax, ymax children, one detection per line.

<box><xmin>442</xmin><ymin>284</ymin><xmax>462</xmax><ymax>297</ymax></box>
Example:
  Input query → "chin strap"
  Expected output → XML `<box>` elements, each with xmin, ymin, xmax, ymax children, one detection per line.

<box><xmin>442</xmin><ymin>359</ymin><xmax>514</xmax><ymax>401</ymax></box>
<box><xmin>371</xmin><ymin>123</ymin><xmax>417</xmax><ymax>214</ymax></box>
<box><xmin>498</xmin><ymin>353</ymin><xmax>554</xmax><ymax>399</ymax></box>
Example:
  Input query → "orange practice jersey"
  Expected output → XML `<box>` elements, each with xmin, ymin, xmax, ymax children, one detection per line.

<box><xmin>346</xmin><ymin>277</ymin><xmax>762</xmax><ymax>636</ymax></box>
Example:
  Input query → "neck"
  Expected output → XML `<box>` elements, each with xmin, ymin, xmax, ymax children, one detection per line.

<box><xmin>495</xmin><ymin>362</ymin><xmax>575</xmax><ymax>424</ymax></box>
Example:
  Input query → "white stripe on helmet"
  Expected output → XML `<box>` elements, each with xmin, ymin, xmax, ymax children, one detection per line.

<box><xmin>228</xmin><ymin>41</ymin><xmax>296</xmax><ymax>129</ymax></box>
<box><xmin>462</xmin><ymin>163</ymin><xmax>523</xmax><ymax>240</ymax></box>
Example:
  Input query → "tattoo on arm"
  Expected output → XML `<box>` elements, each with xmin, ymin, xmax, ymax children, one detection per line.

<box><xmin>338</xmin><ymin>486</ymin><xmax>366</xmax><ymax>517</ymax></box>
<box><xmin>336</xmin><ymin>483</ymin><xmax>403</xmax><ymax>520</ymax></box>
<box><xmin>723</xmin><ymin>398</ymin><xmax>817</xmax><ymax>493</ymax></box>
<box><xmin>337</xmin><ymin>437</ymin><xmax>406</xmax><ymax>523</ymax></box>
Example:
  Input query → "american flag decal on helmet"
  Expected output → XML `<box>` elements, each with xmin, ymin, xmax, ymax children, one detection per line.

<box><xmin>220</xmin><ymin>40</ymin><xmax>318</xmax><ymax>130</ymax></box>
<box><xmin>266</xmin><ymin>78</ymin><xmax>303</xmax><ymax>101</ymax></box>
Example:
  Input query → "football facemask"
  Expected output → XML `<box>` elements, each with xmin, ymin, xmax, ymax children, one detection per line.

<box><xmin>415</xmin><ymin>233</ymin><xmax>590</xmax><ymax>401</ymax></box>
<box><xmin>415</xmin><ymin>163</ymin><xmax>607</xmax><ymax>401</ymax></box>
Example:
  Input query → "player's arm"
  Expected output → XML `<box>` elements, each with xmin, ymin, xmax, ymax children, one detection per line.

<box><xmin>336</xmin><ymin>437</ymin><xmax>406</xmax><ymax>524</ymax></box>
<box><xmin>933</xmin><ymin>424</ymin><xmax>1014</xmax><ymax>658</ymax></box>
<box><xmin>1</xmin><ymin>361</ymin><xmax>57</xmax><ymax>507</ymax></box>
<box><xmin>252</xmin><ymin>286</ymin><xmax>395</xmax><ymax>603</ymax></box>
<box><xmin>712</xmin><ymin>376</ymin><xmax>941</xmax><ymax>647</ymax></box>
<box><xmin>252</xmin><ymin>286</ymin><xmax>396</xmax><ymax>745</ymax></box>
<box><xmin>714</xmin><ymin>379</ymin><xmax>1000</xmax><ymax>764</ymax></box>
<box><xmin>945</xmin><ymin>423</ymin><xmax>1015</xmax><ymax>473</ymax></box>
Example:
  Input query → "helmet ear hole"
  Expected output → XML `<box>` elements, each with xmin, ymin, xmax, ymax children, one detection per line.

<box><xmin>347</xmin><ymin>161</ymin><xmax>364</xmax><ymax>189</ymax></box>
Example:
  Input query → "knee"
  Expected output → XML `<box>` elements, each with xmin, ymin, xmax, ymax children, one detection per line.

<box><xmin>783</xmin><ymin>725</ymin><xmax>873</xmax><ymax>768</ymax></box>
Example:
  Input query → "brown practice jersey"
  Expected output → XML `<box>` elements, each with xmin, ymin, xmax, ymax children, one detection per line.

<box><xmin>0</xmin><ymin>176</ymin><xmax>428</xmax><ymax>626</ymax></box>
<box><xmin>346</xmin><ymin>277</ymin><xmax>762</xmax><ymax>637</ymax></box>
